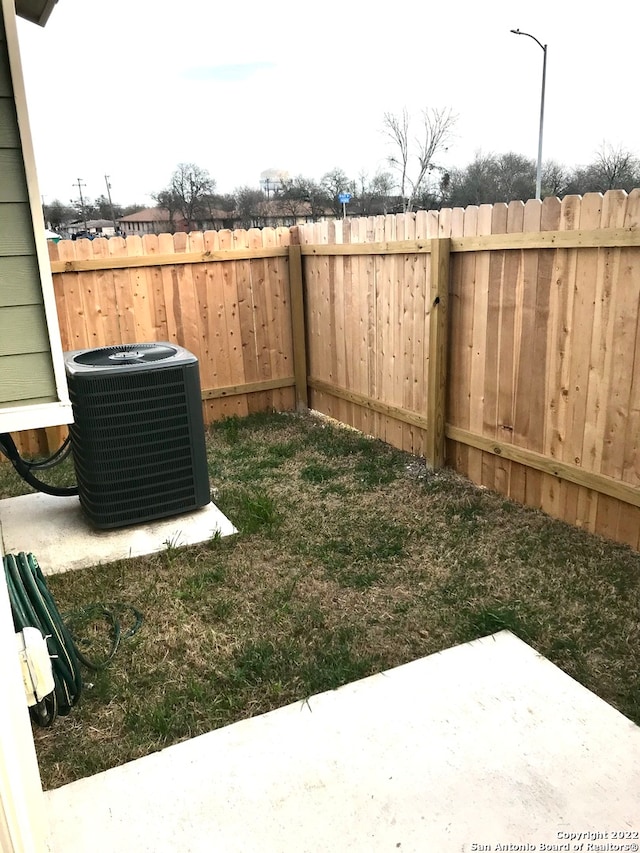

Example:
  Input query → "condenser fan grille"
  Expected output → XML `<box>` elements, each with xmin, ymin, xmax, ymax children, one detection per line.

<box><xmin>65</xmin><ymin>344</ymin><xmax>210</xmax><ymax>529</ymax></box>
<box><xmin>73</xmin><ymin>343</ymin><xmax>179</xmax><ymax>367</ymax></box>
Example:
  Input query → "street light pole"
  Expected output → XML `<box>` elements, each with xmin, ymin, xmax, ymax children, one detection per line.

<box><xmin>511</xmin><ymin>28</ymin><xmax>547</xmax><ymax>201</ymax></box>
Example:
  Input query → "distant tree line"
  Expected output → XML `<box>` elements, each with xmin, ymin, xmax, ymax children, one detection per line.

<box><xmin>43</xmin><ymin>106</ymin><xmax>640</xmax><ymax>233</ymax></box>
<box><xmin>226</xmin><ymin>143</ymin><xmax>640</xmax><ymax>226</ymax></box>
<box><xmin>150</xmin><ymin>144</ymin><xmax>640</xmax><ymax>232</ymax></box>
<box><xmin>442</xmin><ymin>145</ymin><xmax>640</xmax><ymax>208</ymax></box>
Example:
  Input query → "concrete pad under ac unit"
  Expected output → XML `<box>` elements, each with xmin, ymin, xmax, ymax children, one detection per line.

<box><xmin>0</xmin><ymin>492</ymin><xmax>236</xmax><ymax>575</ymax></box>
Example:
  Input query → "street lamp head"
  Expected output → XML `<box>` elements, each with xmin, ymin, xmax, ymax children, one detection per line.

<box><xmin>510</xmin><ymin>28</ymin><xmax>546</xmax><ymax>51</ymax></box>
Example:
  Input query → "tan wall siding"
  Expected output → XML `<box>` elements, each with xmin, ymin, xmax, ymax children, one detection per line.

<box><xmin>0</xmin><ymin>7</ymin><xmax>56</xmax><ymax>407</ymax></box>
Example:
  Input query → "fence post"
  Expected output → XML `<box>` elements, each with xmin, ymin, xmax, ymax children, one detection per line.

<box><xmin>288</xmin><ymin>229</ymin><xmax>308</xmax><ymax>411</ymax></box>
<box><xmin>425</xmin><ymin>237</ymin><xmax>450</xmax><ymax>469</ymax></box>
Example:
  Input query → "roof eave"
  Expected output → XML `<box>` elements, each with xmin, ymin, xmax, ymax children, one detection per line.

<box><xmin>16</xmin><ymin>0</ymin><xmax>58</xmax><ymax>27</ymax></box>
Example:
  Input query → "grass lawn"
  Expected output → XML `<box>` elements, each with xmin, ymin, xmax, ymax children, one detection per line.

<box><xmin>1</xmin><ymin>410</ymin><xmax>639</xmax><ymax>790</ymax></box>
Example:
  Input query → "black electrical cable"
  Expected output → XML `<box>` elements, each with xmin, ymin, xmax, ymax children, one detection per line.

<box><xmin>24</xmin><ymin>434</ymin><xmax>72</xmax><ymax>471</ymax></box>
<box><xmin>4</xmin><ymin>552</ymin><xmax>143</xmax><ymax>727</ymax></box>
<box><xmin>0</xmin><ymin>432</ymin><xmax>78</xmax><ymax>497</ymax></box>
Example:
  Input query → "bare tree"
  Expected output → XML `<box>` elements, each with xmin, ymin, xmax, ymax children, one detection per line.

<box><xmin>565</xmin><ymin>144</ymin><xmax>640</xmax><ymax>195</ymax></box>
<box><xmin>444</xmin><ymin>151</ymin><xmax>536</xmax><ymax>207</ymax></box>
<box><xmin>93</xmin><ymin>194</ymin><xmax>123</xmax><ymax>222</ymax></box>
<box><xmin>383</xmin><ymin>107</ymin><xmax>456</xmax><ymax>212</ymax></box>
<box><xmin>321</xmin><ymin>168</ymin><xmax>353</xmax><ymax>217</ymax></box>
<box><xmin>282</xmin><ymin>176</ymin><xmax>328</xmax><ymax>221</ymax></box>
<box><xmin>121</xmin><ymin>203</ymin><xmax>147</xmax><ymax>217</ymax></box>
<box><xmin>43</xmin><ymin>198</ymin><xmax>76</xmax><ymax>230</ymax></box>
<box><xmin>383</xmin><ymin>110</ymin><xmax>410</xmax><ymax>208</ymax></box>
<box><xmin>279</xmin><ymin>176</ymin><xmax>315</xmax><ymax>218</ymax></box>
<box><xmin>541</xmin><ymin>160</ymin><xmax>570</xmax><ymax>198</ymax></box>
<box><xmin>151</xmin><ymin>189</ymin><xmax>181</xmax><ymax>232</ymax></box>
<box><xmin>353</xmin><ymin>170</ymin><xmax>394</xmax><ymax>216</ymax></box>
<box><xmin>592</xmin><ymin>144</ymin><xmax>640</xmax><ymax>190</ymax></box>
<box><xmin>234</xmin><ymin>186</ymin><xmax>267</xmax><ymax>229</ymax></box>
<box><xmin>160</xmin><ymin>163</ymin><xmax>216</xmax><ymax>230</ymax></box>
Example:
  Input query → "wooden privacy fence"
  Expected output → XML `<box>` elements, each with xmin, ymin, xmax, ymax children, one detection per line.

<box><xmin>298</xmin><ymin>190</ymin><xmax>640</xmax><ymax>549</ymax></box>
<box><xmin>12</xmin><ymin>188</ymin><xmax>640</xmax><ymax>550</ymax></box>
<box><xmin>50</xmin><ymin>225</ymin><xmax>302</xmax><ymax>420</ymax></box>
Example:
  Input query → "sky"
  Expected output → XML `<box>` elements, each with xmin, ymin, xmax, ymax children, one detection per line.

<box><xmin>14</xmin><ymin>0</ymin><xmax>639</xmax><ymax>208</ymax></box>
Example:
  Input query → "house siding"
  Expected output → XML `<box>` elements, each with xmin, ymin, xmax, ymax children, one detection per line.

<box><xmin>1</xmin><ymin>5</ymin><xmax>66</xmax><ymax>852</ymax></box>
<box><xmin>0</xmin><ymin>4</ymin><xmax>56</xmax><ymax>409</ymax></box>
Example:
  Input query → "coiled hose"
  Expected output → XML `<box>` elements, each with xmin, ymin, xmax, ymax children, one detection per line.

<box><xmin>3</xmin><ymin>552</ymin><xmax>142</xmax><ymax>727</ymax></box>
<box><xmin>4</xmin><ymin>552</ymin><xmax>82</xmax><ymax>726</ymax></box>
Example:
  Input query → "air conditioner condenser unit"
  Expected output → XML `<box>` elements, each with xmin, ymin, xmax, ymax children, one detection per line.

<box><xmin>64</xmin><ymin>343</ymin><xmax>210</xmax><ymax>529</ymax></box>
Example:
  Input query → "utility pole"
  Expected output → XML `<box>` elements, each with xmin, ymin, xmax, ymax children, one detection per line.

<box><xmin>72</xmin><ymin>178</ymin><xmax>88</xmax><ymax>231</ymax></box>
<box><xmin>104</xmin><ymin>175</ymin><xmax>118</xmax><ymax>235</ymax></box>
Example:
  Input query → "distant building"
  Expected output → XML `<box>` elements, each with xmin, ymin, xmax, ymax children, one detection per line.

<box><xmin>117</xmin><ymin>208</ymin><xmax>174</xmax><ymax>236</ymax></box>
<box><xmin>118</xmin><ymin>207</ymin><xmax>237</xmax><ymax>236</ymax></box>
<box><xmin>248</xmin><ymin>198</ymin><xmax>322</xmax><ymax>228</ymax></box>
<box><xmin>67</xmin><ymin>219</ymin><xmax>117</xmax><ymax>238</ymax></box>
<box><xmin>116</xmin><ymin>199</ymin><xmax>336</xmax><ymax>237</ymax></box>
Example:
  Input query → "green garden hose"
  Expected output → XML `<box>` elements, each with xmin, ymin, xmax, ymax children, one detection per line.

<box><xmin>3</xmin><ymin>552</ymin><xmax>143</xmax><ymax>727</ymax></box>
<box><xmin>4</xmin><ymin>552</ymin><xmax>82</xmax><ymax>726</ymax></box>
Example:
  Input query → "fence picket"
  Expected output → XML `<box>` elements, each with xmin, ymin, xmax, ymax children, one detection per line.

<box><xmin>218</xmin><ymin>229</ymin><xmax>249</xmax><ymax>419</ymax></box>
<box><xmin>466</xmin><ymin>204</ymin><xmax>492</xmax><ymax>486</ymax></box>
<box><xmin>510</xmin><ymin>199</ymin><xmax>544</xmax><ymax>505</ymax></box>
<box><xmin>568</xmin><ymin>193</ymin><xmax>605</xmax><ymax>531</ymax></box>
<box><xmin>480</xmin><ymin>202</ymin><xmax>508</xmax><ymax>492</ymax></box>
<box><xmin>596</xmin><ymin>189</ymin><xmax>640</xmax><ymax>545</ymax></box>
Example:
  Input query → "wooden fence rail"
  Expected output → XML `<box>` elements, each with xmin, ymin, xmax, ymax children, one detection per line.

<box><xmin>10</xmin><ymin>189</ymin><xmax>640</xmax><ymax>550</ymax></box>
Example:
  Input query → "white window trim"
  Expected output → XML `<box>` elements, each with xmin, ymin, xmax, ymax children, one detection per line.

<box><xmin>0</xmin><ymin>400</ymin><xmax>73</xmax><ymax>434</ymax></box>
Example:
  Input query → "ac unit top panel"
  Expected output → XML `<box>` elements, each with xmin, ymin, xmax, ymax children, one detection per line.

<box><xmin>64</xmin><ymin>343</ymin><xmax>199</xmax><ymax>377</ymax></box>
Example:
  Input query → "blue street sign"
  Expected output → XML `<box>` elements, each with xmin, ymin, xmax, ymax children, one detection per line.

<box><xmin>338</xmin><ymin>192</ymin><xmax>352</xmax><ymax>204</ymax></box>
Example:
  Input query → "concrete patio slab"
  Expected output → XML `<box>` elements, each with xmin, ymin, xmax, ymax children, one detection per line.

<box><xmin>44</xmin><ymin>631</ymin><xmax>640</xmax><ymax>853</ymax></box>
<box><xmin>0</xmin><ymin>492</ymin><xmax>236</xmax><ymax>575</ymax></box>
